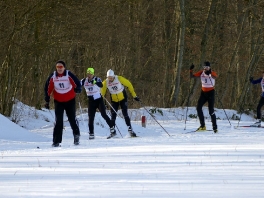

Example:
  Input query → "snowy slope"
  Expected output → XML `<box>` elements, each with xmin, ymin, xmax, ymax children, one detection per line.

<box><xmin>0</xmin><ymin>102</ymin><xmax>264</xmax><ymax>198</ymax></box>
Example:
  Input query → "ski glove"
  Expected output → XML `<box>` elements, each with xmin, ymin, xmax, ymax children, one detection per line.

<box><xmin>249</xmin><ymin>77</ymin><xmax>253</xmax><ymax>82</ymax></box>
<box><xmin>134</xmin><ymin>96</ymin><xmax>140</xmax><ymax>102</ymax></box>
<box><xmin>45</xmin><ymin>96</ymin><xmax>50</xmax><ymax>103</ymax></box>
<box><xmin>44</xmin><ymin>102</ymin><xmax>50</xmax><ymax>110</ymax></box>
<box><xmin>189</xmin><ymin>64</ymin><xmax>194</xmax><ymax>70</ymax></box>
<box><xmin>74</xmin><ymin>88</ymin><xmax>82</xmax><ymax>94</ymax></box>
<box><xmin>205</xmin><ymin>69</ymin><xmax>211</xmax><ymax>75</ymax></box>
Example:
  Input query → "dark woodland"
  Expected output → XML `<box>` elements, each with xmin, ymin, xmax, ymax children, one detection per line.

<box><xmin>1</xmin><ymin>0</ymin><xmax>264</xmax><ymax>116</ymax></box>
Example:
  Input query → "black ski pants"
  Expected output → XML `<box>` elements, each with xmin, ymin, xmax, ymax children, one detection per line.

<box><xmin>53</xmin><ymin>98</ymin><xmax>80</xmax><ymax>144</ymax></box>
<box><xmin>196</xmin><ymin>89</ymin><xmax>217</xmax><ymax>127</ymax></box>
<box><xmin>88</xmin><ymin>97</ymin><xmax>114</xmax><ymax>134</ymax></box>
<box><xmin>110</xmin><ymin>98</ymin><xmax>131</xmax><ymax>128</ymax></box>
<box><xmin>256</xmin><ymin>96</ymin><xmax>264</xmax><ymax>119</ymax></box>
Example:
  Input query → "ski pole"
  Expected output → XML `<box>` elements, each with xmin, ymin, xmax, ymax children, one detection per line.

<box><xmin>237</xmin><ymin>85</ymin><xmax>251</xmax><ymax>127</ymax></box>
<box><xmin>78</xmin><ymin>101</ymin><xmax>87</xmax><ymax>132</ymax></box>
<box><xmin>105</xmin><ymin>107</ymin><xmax>123</xmax><ymax>138</ymax></box>
<box><xmin>48</xmin><ymin>108</ymin><xmax>66</xmax><ymax>131</ymax></box>
<box><xmin>208</xmin><ymin>76</ymin><xmax>232</xmax><ymax>126</ymax></box>
<box><xmin>184</xmin><ymin>73</ymin><xmax>193</xmax><ymax>130</ymax></box>
<box><xmin>48</xmin><ymin>109</ymin><xmax>56</xmax><ymax>127</ymax></box>
<box><xmin>139</xmin><ymin>101</ymin><xmax>171</xmax><ymax>137</ymax></box>
<box><xmin>103</xmin><ymin>96</ymin><xmax>123</xmax><ymax>138</ymax></box>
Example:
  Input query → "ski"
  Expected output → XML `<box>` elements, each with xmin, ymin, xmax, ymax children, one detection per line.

<box><xmin>234</xmin><ymin>126</ymin><xmax>264</xmax><ymax>128</ymax></box>
<box><xmin>51</xmin><ymin>145</ymin><xmax>61</xmax><ymax>147</ymax></box>
<box><xmin>107</xmin><ymin>135</ymin><xmax>117</xmax><ymax>139</ymax></box>
<box><xmin>184</xmin><ymin>130</ymin><xmax>214</xmax><ymax>134</ymax></box>
<box><xmin>107</xmin><ymin>135</ymin><xmax>139</xmax><ymax>139</ymax></box>
<box><xmin>51</xmin><ymin>143</ymin><xmax>61</xmax><ymax>147</ymax></box>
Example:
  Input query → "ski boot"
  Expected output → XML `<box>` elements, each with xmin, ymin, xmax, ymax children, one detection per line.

<box><xmin>74</xmin><ymin>135</ymin><xmax>80</xmax><ymax>145</ymax></box>
<box><xmin>250</xmin><ymin>119</ymin><xmax>261</xmax><ymax>127</ymax></box>
<box><xmin>128</xmin><ymin>126</ymin><xmax>137</xmax><ymax>137</ymax></box>
<box><xmin>196</xmin><ymin>126</ymin><xmax>206</xmax><ymax>132</ymax></box>
<box><xmin>107</xmin><ymin>127</ymin><xmax>117</xmax><ymax>139</ymax></box>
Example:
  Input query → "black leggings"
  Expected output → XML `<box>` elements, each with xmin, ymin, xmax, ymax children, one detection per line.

<box><xmin>88</xmin><ymin>97</ymin><xmax>114</xmax><ymax>134</ymax></box>
<box><xmin>256</xmin><ymin>97</ymin><xmax>264</xmax><ymax>119</ymax></box>
<box><xmin>110</xmin><ymin>99</ymin><xmax>131</xmax><ymax>127</ymax></box>
<box><xmin>196</xmin><ymin>90</ymin><xmax>217</xmax><ymax>127</ymax></box>
<box><xmin>53</xmin><ymin>98</ymin><xmax>80</xmax><ymax>144</ymax></box>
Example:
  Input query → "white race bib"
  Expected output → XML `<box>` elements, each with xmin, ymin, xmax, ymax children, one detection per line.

<box><xmin>200</xmin><ymin>71</ymin><xmax>215</xmax><ymax>88</ymax></box>
<box><xmin>107</xmin><ymin>75</ymin><xmax>124</xmax><ymax>94</ymax></box>
<box><xmin>53</xmin><ymin>71</ymin><xmax>72</xmax><ymax>94</ymax></box>
<box><xmin>83</xmin><ymin>77</ymin><xmax>101</xmax><ymax>100</ymax></box>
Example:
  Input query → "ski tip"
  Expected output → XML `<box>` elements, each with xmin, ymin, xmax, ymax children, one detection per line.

<box><xmin>235</xmin><ymin>125</ymin><xmax>264</xmax><ymax>128</ymax></box>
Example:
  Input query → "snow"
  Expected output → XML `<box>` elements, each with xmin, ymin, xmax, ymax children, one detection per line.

<box><xmin>1</xmin><ymin>101</ymin><xmax>264</xmax><ymax>197</ymax></box>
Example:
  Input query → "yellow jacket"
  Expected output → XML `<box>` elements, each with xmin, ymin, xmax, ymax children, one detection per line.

<box><xmin>101</xmin><ymin>75</ymin><xmax>137</xmax><ymax>102</ymax></box>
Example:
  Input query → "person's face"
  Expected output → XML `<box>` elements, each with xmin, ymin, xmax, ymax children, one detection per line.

<box><xmin>107</xmin><ymin>76</ymin><xmax>115</xmax><ymax>82</ymax></box>
<box><xmin>203</xmin><ymin>66</ymin><xmax>210</xmax><ymax>71</ymax></box>
<box><xmin>87</xmin><ymin>72</ymin><xmax>94</xmax><ymax>80</ymax></box>
<box><xmin>56</xmin><ymin>63</ymin><xmax>65</xmax><ymax>74</ymax></box>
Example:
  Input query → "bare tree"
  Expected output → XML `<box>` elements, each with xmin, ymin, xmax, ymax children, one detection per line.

<box><xmin>169</xmin><ymin>0</ymin><xmax>186</xmax><ymax>106</ymax></box>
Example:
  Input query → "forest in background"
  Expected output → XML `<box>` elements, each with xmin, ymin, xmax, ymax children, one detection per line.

<box><xmin>1</xmin><ymin>0</ymin><xmax>264</xmax><ymax>117</ymax></box>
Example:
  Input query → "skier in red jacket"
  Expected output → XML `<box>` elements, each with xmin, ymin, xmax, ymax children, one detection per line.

<box><xmin>44</xmin><ymin>60</ymin><xmax>82</xmax><ymax>147</ymax></box>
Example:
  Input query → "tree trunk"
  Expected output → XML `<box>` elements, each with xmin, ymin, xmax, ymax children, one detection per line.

<box><xmin>169</xmin><ymin>0</ymin><xmax>186</xmax><ymax>106</ymax></box>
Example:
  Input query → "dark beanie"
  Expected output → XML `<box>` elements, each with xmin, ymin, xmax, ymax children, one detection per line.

<box><xmin>204</xmin><ymin>61</ymin><xmax>210</xmax><ymax>67</ymax></box>
<box><xmin>56</xmin><ymin>60</ymin><xmax>66</xmax><ymax>68</ymax></box>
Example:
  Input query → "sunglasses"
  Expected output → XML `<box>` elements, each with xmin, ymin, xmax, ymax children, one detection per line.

<box><xmin>203</xmin><ymin>66</ymin><xmax>210</xmax><ymax>69</ymax></box>
<box><xmin>56</xmin><ymin>65</ymin><xmax>64</xmax><ymax>69</ymax></box>
<box><xmin>107</xmin><ymin>76</ymin><xmax>114</xmax><ymax>80</ymax></box>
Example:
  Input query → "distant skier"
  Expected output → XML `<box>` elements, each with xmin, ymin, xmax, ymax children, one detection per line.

<box><xmin>249</xmin><ymin>73</ymin><xmax>264</xmax><ymax>127</ymax></box>
<box><xmin>80</xmin><ymin>67</ymin><xmax>116</xmax><ymax>139</ymax></box>
<box><xmin>44</xmin><ymin>60</ymin><xmax>82</xmax><ymax>147</ymax></box>
<box><xmin>190</xmin><ymin>61</ymin><xmax>218</xmax><ymax>133</ymax></box>
<box><xmin>101</xmin><ymin>69</ymin><xmax>140</xmax><ymax>138</ymax></box>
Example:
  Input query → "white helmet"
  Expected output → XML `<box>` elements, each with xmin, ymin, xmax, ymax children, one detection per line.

<box><xmin>107</xmin><ymin>69</ymin><xmax>115</xmax><ymax>77</ymax></box>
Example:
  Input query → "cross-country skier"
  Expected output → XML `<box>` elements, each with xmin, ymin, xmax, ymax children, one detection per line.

<box><xmin>190</xmin><ymin>61</ymin><xmax>218</xmax><ymax>133</ymax></box>
<box><xmin>80</xmin><ymin>67</ymin><xmax>116</xmax><ymax>139</ymax></box>
<box><xmin>101</xmin><ymin>69</ymin><xmax>140</xmax><ymax>138</ymax></box>
<box><xmin>44</xmin><ymin>60</ymin><xmax>82</xmax><ymax>147</ymax></box>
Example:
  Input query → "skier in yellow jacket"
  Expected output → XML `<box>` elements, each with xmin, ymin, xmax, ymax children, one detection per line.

<box><xmin>101</xmin><ymin>69</ymin><xmax>140</xmax><ymax>138</ymax></box>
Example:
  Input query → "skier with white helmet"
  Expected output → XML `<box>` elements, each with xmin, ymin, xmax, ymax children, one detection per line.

<box><xmin>101</xmin><ymin>69</ymin><xmax>140</xmax><ymax>138</ymax></box>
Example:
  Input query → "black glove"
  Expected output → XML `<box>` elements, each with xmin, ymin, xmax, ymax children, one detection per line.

<box><xmin>205</xmin><ymin>69</ymin><xmax>211</xmax><ymax>75</ymax></box>
<box><xmin>134</xmin><ymin>96</ymin><xmax>140</xmax><ymax>102</ymax></box>
<box><xmin>250</xmin><ymin>77</ymin><xmax>253</xmax><ymax>82</ymax></box>
<box><xmin>189</xmin><ymin>64</ymin><xmax>194</xmax><ymax>70</ymax></box>
<box><xmin>44</xmin><ymin>102</ymin><xmax>50</xmax><ymax>109</ymax></box>
<box><xmin>74</xmin><ymin>88</ymin><xmax>82</xmax><ymax>93</ymax></box>
<box><xmin>45</xmin><ymin>96</ymin><xmax>50</xmax><ymax>103</ymax></box>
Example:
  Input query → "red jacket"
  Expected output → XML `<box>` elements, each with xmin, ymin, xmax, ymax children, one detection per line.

<box><xmin>192</xmin><ymin>70</ymin><xmax>217</xmax><ymax>92</ymax></box>
<box><xmin>44</xmin><ymin>70</ymin><xmax>81</xmax><ymax>102</ymax></box>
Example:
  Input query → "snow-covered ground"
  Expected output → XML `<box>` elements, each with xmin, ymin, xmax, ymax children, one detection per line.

<box><xmin>1</xmin><ymin>101</ymin><xmax>264</xmax><ymax>197</ymax></box>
